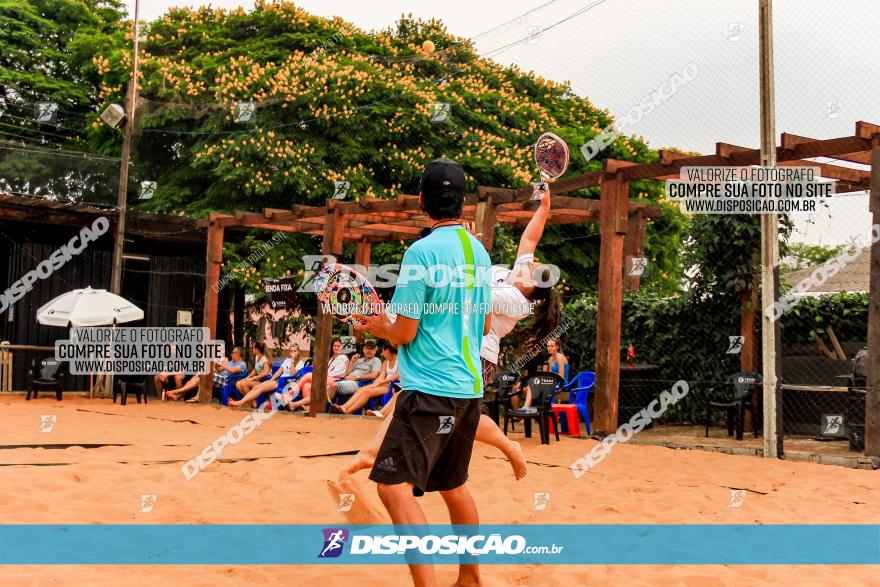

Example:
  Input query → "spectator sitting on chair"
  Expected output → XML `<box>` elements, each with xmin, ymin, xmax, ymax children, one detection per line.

<box><xmin>153</xmin><ymin>371</ymin><xmax>184</xmax><ymax>397</ymax></box>
<box><xmin>514</xmin><ymin>339</ymin><xmax>568</xmax><ymax>411</ymax></box>
<box><xmin>510</xmin><ymin>348</ymin><xmax>550</xmax><ymax>412</ymax></box>
<box><xmin>544</xmin><ymin>338</ymin><xmax>568</xmax><ymax>378</ymax></box>
<box><xmin>327</xmin><ymin>341</ymin><xmax>382</xmax><ymax>408</ymax></box>
<box><xmin>164</xmin><ymin>346</ymin><xmax>247</xmax><ymax>401</ymax></box>
<box><xmin>331</xmin><ymin>343</ymin><xmax>398</xmax><ymax>414</ymax></box>
<box><xmin>229</xmin><ymin>343</ymin><xmax>306</xmax><ymax>409</ymax></box>
<box><xmin>236</xmin><ymin>341</ymin><xmax>271</xmax><ymax>397</ymax></box>
<box><xmin>283</xmin><ymin>338</ymin><xmax>348</xmax><ymax>411</ymax></box>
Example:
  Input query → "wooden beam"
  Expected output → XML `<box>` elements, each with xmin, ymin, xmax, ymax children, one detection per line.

<box><xmin>658</xmin><ymin>150</ymin><xmax>692</xmax><ymax>165</ymax></box>
<box><xmin>350</xmin><ymin>221</ymin><xmax>423</xmax><ymax>235</ymax></box>
<box><xmin>347</xmin><ymin>214</ymin><xmax>426</xmax><ymax>228</ymax></box>
<box><xmin>865</xmin><ymin>137</ymin><xmax>880</xmax><ymax>457</ymax></box>
<box><xmin>309</xmin><ymin>207</ymin><xmax>345</xmax><ymax>418</ymax></box>
<box><xmin>777</xmin><ymin>159</ymin><xmax>870</xmax><ymax>186</ymax></box>
<box><xmin>715</xmin><ymin>142</ymin><xmax>870</xmax><ymax>186</ymax></box>
<box><xmin>855</xmin><ymin>121</ymin><xmax>880</xmax><ymax>140</ymax></box>
<box><xmin>348</xmin><ymin>210</ymin><xmax>424</xmax><ymax>222</ymax></box>
<box><xmin>782</xmin><ymin>134</ymin><xmax>871</xmax><ymax>161</ymax></box>
<box><xmin>604</xmin><ymin>158</ymin><xmax>640</xmax><ymax>173</ymax></box>
<box><xmin>549</xmin><ymin>170</ymin><xmax>606</xmax><ymax>194</ymax></box>
<box><xmin>198</xmin><ymin>218</ymin><xmax>224</xmax><ymax>403</ymax></box>
<box><xmin>330</xmin><ymin>195</ymin><xmax>423</xmax><ymax>214</ymax></box>
<box><xmin>263</xmin><ymin>205</ymin><xmax>328</xmax><ymax>221</ymax></box>
<box><xmin>593</xmin><ymin>174</ymin><xmax>628</xmax><ymax>436</ymax></box>
<box><xmin>781</xmin><ymin>133</ymin><xmax>871</xmax><ymax>165</ymax></box>
<box><xmin>620</xmin><ymin>154</ymin><xmax>730</xmax><ymax>182</ymax></box>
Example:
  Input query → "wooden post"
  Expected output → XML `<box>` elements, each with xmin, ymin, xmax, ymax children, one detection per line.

<box><xmin>593</xmin><ymin>173</ymin><xmax>628</xmax><ymax>436</ymax></box>
<box><xmin>623</xmin><ymin>211</ymin><xmax>646</xmax><ymax>292</ymax></box>
<box><xmin>309</xmin><ymin>207</ymin><xmax>345</xmax><ymax>417</ymax></box>
<box><xmin>198</xmin><ymin>217</ymin><xmax>224</xmax><ymax>403</ymax></box>
<box><xmin>866</xmin><ymin>137</ymin><xmax>880</xmax><ymax>457</ymax></box>
<box><xmin>474</xmin><ymin>194</ymin><xmax>496</xmax><ymax>251</ymax></box>
<box><xmin>109</xmin><ymin>0</ymin><xmax>140</xmax><ymax>295</ymax></box>
<box><xmin>354</xmin><ymin>239</ymin><xmax>372</xmax><ymax>344</ymax></box>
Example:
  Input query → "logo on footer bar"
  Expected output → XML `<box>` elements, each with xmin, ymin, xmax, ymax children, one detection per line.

<box><xmin>319</xmin><ymin>528</ymin><xmax>349</xmax><ymax>558</ymax></box>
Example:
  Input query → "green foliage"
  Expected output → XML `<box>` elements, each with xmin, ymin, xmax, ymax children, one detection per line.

<box><xmin>3</xmin><ymin>0</ymin><xmax>690</xmax><ymax>295</ymax></box>
<box><xmin>559</xmin><ymin>289</ymin><xmax>868</xmax><ymax>424</ymax></box>
<box><xmin>0</xmin><ymin>0</ymin><xmax>125</xmax><ymax>201</ymax></box>
<box><xmin>781</xmin><ymin>241</ymin><xmax>845</xmax><ymax>271</ymax></box>
<box><xmin>776</xmin><ymin>291</ymin><xmax>868</xmax><ymax>344</ymax></box>
<box><xmin>65</xmin><ymin>1</ymin><xmax>684</xmax><ymax>295</ymax></box>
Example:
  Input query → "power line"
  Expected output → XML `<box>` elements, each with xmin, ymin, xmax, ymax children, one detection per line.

<box><xmin>471</xmin><ymin>0</ymin><xmax>565</xmax><ymax>40</ymax></box>
<box><xmin>0</xmin><ymin>140</ymin><xmax>120</xmax><ymax>163</ymax></box>
<box><xmin>0</xmin><ymin>120</ymin><xmax>86</xmax><ymax>143</ymax></box>
<box><xmin>480</xmin><ymin>0</ymin><xmax>613</xmax><ymax>59</ymax></box>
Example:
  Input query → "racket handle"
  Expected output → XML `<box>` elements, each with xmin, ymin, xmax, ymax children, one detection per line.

<box><xmin>531</xmin><ymin>182</ymin><xmax>547</xmax><ymax>201</ymax></box>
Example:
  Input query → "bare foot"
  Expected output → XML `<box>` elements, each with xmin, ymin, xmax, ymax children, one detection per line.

<box><xmin>504</xmin><ymin>440</ymin><xmax>527</xmax><ymax>480</ymax></box>
<box><xmin>345</xmin><ymin>450</ymin><xmax>376</xmax><ymax>475</ymax></box>
<box><xmin>327</xmin><ymin>476</ymin><xmax>388</xmax><ymax>524</ymax></box>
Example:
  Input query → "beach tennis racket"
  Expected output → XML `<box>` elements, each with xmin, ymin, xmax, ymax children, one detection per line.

<box><xmin>313</xmin><ymin>263</ymin><xmax>382</xmax><ymax>326</ymax></box>
<box><xmin>533</xmin><ymin>132</ymin><xmax>570</xmax><ymax>200</ymax></box>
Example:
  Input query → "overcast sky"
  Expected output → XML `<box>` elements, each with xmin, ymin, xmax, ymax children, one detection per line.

<box><xmin>127</xmin><ymin>0</ymin><xmax>880</xmax><ymax>246</ymax></box>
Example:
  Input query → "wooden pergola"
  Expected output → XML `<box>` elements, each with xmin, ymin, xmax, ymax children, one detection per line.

<box><xmin>196</xmin><ymin>120</ymin><xmax>880</xmax><ymax>457</ymax></box>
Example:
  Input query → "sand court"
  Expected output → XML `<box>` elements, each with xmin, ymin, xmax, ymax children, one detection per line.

<box><xmin>0</xmin><ymin>396</ymin><xmax>877</xmax><ymax>585</ymax></box>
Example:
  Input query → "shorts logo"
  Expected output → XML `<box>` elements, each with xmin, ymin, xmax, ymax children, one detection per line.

<box><xmin>319</xmin><ymin>528</ymin><xmax>349</xmax><ymax>558</ymax></box>
<box><xmin>437</xmin><ymin>416</ymin><xmax>455</xmax><ymax>433</ymax></box>
<box><xmin>376</xmin><ymin>456</ymin><xmax>396</xmax><ymax>472</ymax></box>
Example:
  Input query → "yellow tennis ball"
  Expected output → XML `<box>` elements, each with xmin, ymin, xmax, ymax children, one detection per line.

<box><xmin>422</xmin><ymin>40</ymin><xmax>435</xmax><ymax>54</ymax></box>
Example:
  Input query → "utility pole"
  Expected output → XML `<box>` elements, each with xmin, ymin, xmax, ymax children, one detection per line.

<box><xmin>758</xmin><ymin>0</ymin><xmax>782</xmax><ymax>458</ymax></box>
<box><xmin>110</xmin><ymin>0</ymin><xmax>140</xmax><ymax>294</ymax></box>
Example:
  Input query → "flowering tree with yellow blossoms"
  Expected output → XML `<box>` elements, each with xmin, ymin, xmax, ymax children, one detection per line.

<box><xmin>80</xmin><ymin>0</ymin><xmax>684</xmax><ymax>295</ymax></box>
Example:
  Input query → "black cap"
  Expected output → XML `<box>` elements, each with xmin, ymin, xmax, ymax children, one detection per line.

<box><xmin>419</xmin><ymin>157</ymin><xmax>466</xmax><ymax>200</ymax></box>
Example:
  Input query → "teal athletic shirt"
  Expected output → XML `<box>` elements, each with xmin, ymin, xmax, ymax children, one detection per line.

<box><xmin>388</xmin><ymin>225</ymin><xmax>492</xmax><ymax>399</ymax></box>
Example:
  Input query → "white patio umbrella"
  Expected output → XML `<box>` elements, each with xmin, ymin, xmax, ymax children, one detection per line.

<box><xmin>36</xmin><ymin>286</ymin><xmax>143</xmax><ymax>327</ymax></box>
<box><xmin>37</xmin><ymin>287</ymin><xmax>144</xmax><ymax>397</ymax></box>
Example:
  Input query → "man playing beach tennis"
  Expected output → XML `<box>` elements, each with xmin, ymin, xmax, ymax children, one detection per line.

<box><xmin>355</xmin><ymin>157</ymin><xmax>492</xmax><ymax>587</ymax></box>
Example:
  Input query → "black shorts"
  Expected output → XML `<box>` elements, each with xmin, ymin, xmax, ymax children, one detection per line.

<box><xmin>369</xmin><ymin>389</ymin><xmax>482</xmax><ymax>496</ymax></box>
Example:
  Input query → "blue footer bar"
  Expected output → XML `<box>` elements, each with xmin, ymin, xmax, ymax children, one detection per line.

<box><xmin>0</xmin><ymin>525</ymin><xmax>877</xmax><ymax>565</ymax></box>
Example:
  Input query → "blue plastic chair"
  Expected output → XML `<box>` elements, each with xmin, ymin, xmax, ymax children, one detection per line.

<box><xmin>218</xmin><ymin>369</ymin><xmax>250</xmax><ymax>406</ymax></box>
<box><xmin>256</xmin><ymin>366</ymin><xmax>313</xmax><ymax>408</ymax></box>
<box><xmin>367</xmin><ymin>379</ymin><xmax>400</xmax><ymax>412</ymax></box>
<box><xmin>565</xmin><ymin>371</ymin><xmax>595</xmax><ymax>434</ymax></box>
